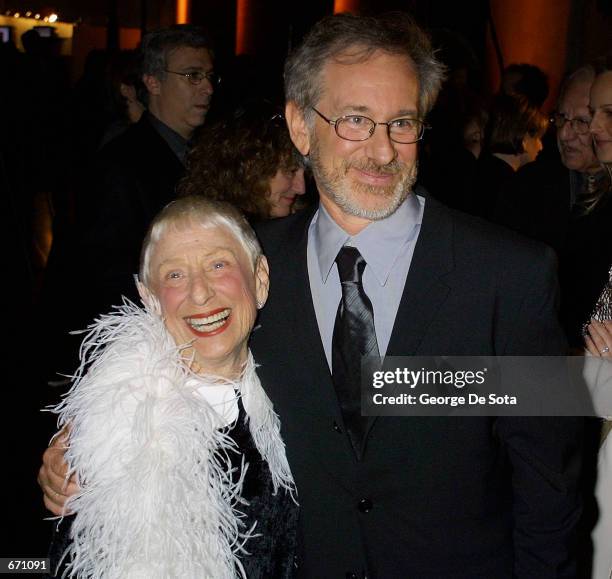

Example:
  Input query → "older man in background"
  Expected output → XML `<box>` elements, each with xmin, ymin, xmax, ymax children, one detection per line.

<box><xmin>555</xmin><ymin>66</ymin><xmax>601</xmax><ymax>178</ymax></box>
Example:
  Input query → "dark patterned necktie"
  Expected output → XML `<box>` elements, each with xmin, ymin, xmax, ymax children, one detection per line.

<box><xmin>332</xmin><ymin>246</ymin><xmax>380</xmax><ymax>455</ymax></box>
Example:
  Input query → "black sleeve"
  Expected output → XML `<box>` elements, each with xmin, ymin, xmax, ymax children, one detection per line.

<box><xmin>496</xmin><ymin>246</ymin><xmax>583</xmax><ymax>578</ymax></box>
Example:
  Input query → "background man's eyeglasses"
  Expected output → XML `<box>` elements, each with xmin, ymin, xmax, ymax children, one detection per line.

<box><xmin>312</xmin><ymin>107</ymin><xmax>429</xmax><ymax>144</ymax></box>
<box><xmin>549</xmin><ymin>112</ymin><xmax>590</xmax><ymax>134</ymax></box>
<box><xmin>164</xmin><ymin>70</ymin><xmax>221</xmax><ymax>86</ymax></box>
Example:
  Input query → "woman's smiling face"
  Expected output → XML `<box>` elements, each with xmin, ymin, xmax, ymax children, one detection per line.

<box><xmin>590</xmin><ymin>70</ymin><xmax>612</xmax><ymax>164</ymax></box>
<box><xmin>148</xmin><ymin>223</ymin><xmax>268</xmax><ymax>378</ymax></box>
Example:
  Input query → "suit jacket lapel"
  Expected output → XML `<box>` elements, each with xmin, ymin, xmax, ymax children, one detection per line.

<box><xmin>284</xmin><ymin>209</ymin><xmax>339</xmax><ymax>415</ymax></box>
<box><xmin>387</xmin><ymin>197</ymin><xmax>455</xmax><ymax>356</ymax></box>
<box><xmin>362</xmin><ymin>198</ymin><xmax>455</xmax><ymax>446</ymax></box>
<box><xmin>262</xmin><ymin>208</ymin><xmax>362</xmax><ymax>472</ymax></box>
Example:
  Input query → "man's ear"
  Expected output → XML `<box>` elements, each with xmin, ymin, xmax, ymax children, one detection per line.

<box><xmin>142</xmin><ymin>73</ymin><xmax>161</xmax><ymax>96</ymax></box>
<box><xmin>254</xmin><ymin>256</ymin><xmax>270</xmax><ymax>309</ymax></box>
<box><xmin>285</xmin><ymin>101</ymin><xmax>311</xmax><ymax>156</ymax></box>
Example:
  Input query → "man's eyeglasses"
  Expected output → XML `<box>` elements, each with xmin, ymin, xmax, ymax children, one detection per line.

<box><xmin>164</xmin><ymin>69</ymin><xmax>221</xmax><ymax>86</ymax></box>
<box><xmin>312</xmin><ymin>107</ymin><xmax>429</xmax><ymax>144</ymax></box>
<box><xmin>549</xmin><ymin>112</ymin><xmax>590</xmax><ymax>134</ymax></box>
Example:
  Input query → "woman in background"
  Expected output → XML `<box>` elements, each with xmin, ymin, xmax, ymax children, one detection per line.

<box><xmin>584</xmin><ymin>60</ymin><xmax>612</xmax><ymax>579</ymax></box>
<box><xmin>180</xmin><ymin>99</ymin><xmax>307</xmax><ymax>220</ymax></box>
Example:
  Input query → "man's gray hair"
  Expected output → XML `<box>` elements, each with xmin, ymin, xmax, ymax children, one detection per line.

<box><xmin>556</xmin><ymin>65</ymin><xmax>595</xmax><ymax>107</ymax></box>
<box><xmin>140</xmin><ymin>196</ymin><xmax>262</xmax><ymax>288</ymax></box>
<box><xmin>284</xmin><ymin>12</ymin><xmax>446</xmax><ymax>122</ymax></box>
<box><xmin>557</xmin><ymin>55</ymin><xmax>612</xmax><ymax>107</ymax></box>
<box><xmin>141</xmin><ymin>24</ymin><xmax>212</xmax><ymax>81</ymax></box>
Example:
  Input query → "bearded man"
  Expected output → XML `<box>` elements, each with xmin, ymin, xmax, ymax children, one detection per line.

<box><xmin>252</xmin><ymin>13</ymin><xmax>582</xmax><ymax>578</ymax></box>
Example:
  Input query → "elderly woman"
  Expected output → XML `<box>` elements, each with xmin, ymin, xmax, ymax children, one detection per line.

<box><xmin>178</xmin><ymin>100</ymin><xmax>306</xmax><ymax>220</ymax></box>
<box><xmin>583</xmin><ymin>60</ymin><xmax>612</xmax><ymax>579</ymax></box>
<box><xmin>43</xmin><ymin>197</ymin><xmax>296</xmax><ymax>578</ymax></box>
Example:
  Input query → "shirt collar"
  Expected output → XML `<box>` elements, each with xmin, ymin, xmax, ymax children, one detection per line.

<box><xmin>147</xmin><ymin>111</ymin><xmax>190</xmax><ymax>165</ymax></box>
<box><xmin>313</xmin><ymin>193</ymin><xmax>423</xmax><ymax>286</ymax></box>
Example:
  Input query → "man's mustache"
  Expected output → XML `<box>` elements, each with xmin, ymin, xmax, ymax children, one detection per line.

<box><xmin>347</xmin><ymin>159</ymin><xmax>405</xmax><ymax>175</ymax></box>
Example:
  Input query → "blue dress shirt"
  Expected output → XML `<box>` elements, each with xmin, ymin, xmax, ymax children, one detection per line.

<box><xmin>307</xmin><ymin>192</ymin><xmax>424</xmax><ymax>368</ymax></box>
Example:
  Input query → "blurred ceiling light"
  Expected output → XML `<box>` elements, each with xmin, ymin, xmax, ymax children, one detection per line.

<box><xmin>48</xmin><ymin>13</ymin><xmax>58</xmax><ymax>23</ymax></box>
<box><xmin>34</xmin><ymin>13</ymin><xmax>40</xmax><ymax>19</ymax></box>
<box><xmin>14</xmin><ymin>12</ymin><xmax>20</xmax><ymax>17</ymax></box>
<box><xmin>25</xmin><ymin>11</ymin><xmax>32</xmax><ymax>17</ymax></box>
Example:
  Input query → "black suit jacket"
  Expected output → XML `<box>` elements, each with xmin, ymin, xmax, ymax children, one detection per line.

<box><xmin>492</xmin><ymin>154</ymin><xmax>571</xmax><ymax>256</ymax></box>
<box><xmin>252</xmin><ymin>197</ymin><xmax>582</xmax><ymax>579</ymax></box>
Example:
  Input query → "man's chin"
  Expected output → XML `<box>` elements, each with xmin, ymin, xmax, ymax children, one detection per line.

<box><xmin>336</xmin><ymin>187</ymin><xmax>409</xmax><ymax>220</ymax></box>
<box><xmin>190</xmin><ymin>109</ymin><xmax>209</xmax><ymax>125</ymax></box>
<box><xmin>561</xmin><ymin>155</ymin><xmax>592</xmax><ymax>172</ymax></box>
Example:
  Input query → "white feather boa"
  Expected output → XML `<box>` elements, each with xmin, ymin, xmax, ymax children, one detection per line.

<box><xmin>52</xmin><ymin>300</ymin><xmax>295</xmax><ymax>579</ymax></box>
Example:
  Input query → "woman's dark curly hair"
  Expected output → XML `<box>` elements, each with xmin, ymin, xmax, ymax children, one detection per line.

<box><xmin>178</xmin><ymin>100</ymin><xmax>302</xmax><ymax>219</ymax></box>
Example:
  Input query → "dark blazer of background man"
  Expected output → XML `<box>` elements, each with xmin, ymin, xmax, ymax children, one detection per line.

<box><xmin>252</xmin><ymin>13</ymin><xmax>582</xmax><ymax>578</ymax></box>
<box><xmin>41</xmin><ymin>25</ymin><xmax>215</xmax><ymax>377</ymax></box>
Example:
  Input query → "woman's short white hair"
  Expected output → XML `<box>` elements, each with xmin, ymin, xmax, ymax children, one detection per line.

<box><xmin>139</xmin><ymin>196</ymin><xmax>263</xmax><ymax>287</ymax></box>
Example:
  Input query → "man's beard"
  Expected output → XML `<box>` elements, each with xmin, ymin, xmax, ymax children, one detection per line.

<box><xmin>308</xmin><ymin>136</ymin><xmax>418</xmax><ymax>220</ymax></box>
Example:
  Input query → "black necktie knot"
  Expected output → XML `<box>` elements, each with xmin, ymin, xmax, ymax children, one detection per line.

<box><xmin>335</xmin><ymin>246</ymin><xmax>366</xmax><ymax>284</ymax></box>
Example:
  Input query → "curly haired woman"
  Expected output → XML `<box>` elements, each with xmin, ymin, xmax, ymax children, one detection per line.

<box><xmin>179</xmin><ymin>100</ymin><xmax>307</xmax><ymax>220</ymax></box>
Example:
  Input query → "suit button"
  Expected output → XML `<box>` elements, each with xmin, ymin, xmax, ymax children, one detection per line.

<box><xmin>357</xmin><ymin>498</ymin><xmax>373</xmax><ymax>513</ymax></box>
<box><xmin>333</xmin><ymin>421</ymin><xmax>343</xmax><ymax>433</ymax></box>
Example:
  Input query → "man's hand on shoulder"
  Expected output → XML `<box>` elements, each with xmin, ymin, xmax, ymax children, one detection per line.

<box><xmin>37</xmin><ymin>426</ymin><xmax>79</xmax><ymax>516</ymax></box>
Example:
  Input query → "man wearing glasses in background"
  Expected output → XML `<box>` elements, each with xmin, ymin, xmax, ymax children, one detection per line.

<box><xmin>40</xmin><ymin>25</ymin><xmax>218</xmax><ymax>378</ymax></box>
<box><xmin>142</xmin><ymin>26</ymin><xmax>217</xmax><ymax>164</ymax></box>
<box><xmin>40</xmin><ymin>13</ymin><xmax>582</xmax><ymax>578</ymax></box>
<box><xmin>553</xmin><ymin>65</ymin><xmax>610</xmax><ymax>348</ymax></box>
<box><xmin>554</xmin><ymin>66</ymin><xmax>601</xmax><ymax>180</ymax></box>
<box><xmin>494</xmin><ymin>64</ymin><xmax>608</xmax><ymax>348</ymax></box>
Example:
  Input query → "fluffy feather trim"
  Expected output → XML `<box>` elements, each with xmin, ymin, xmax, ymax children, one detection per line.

<box><xmin>52</xmin><ymin>300</ymin><xmax>295</xmax><ymax>578</ymax></box>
